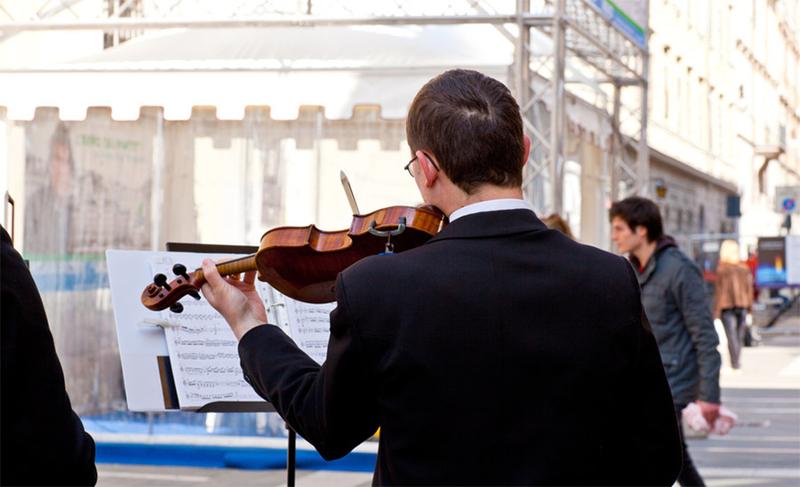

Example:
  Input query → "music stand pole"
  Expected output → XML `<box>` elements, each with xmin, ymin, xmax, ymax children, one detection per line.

<box><xmin>287</xmin><ymin>424</ymin><xmax>297</xmax><ymax>486</ymax></box>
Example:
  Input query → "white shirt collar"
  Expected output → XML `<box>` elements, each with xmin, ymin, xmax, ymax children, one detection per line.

<box><xmin>448</xmin><ymin>198</ymin><xmax>535</xmax><ymax>222</ymax></box>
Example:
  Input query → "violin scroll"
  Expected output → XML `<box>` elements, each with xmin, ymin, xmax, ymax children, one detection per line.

<box><xmin>141</xmin><ymin>265</ymin><xmax>204</xmax><ymax>312</ymax></box>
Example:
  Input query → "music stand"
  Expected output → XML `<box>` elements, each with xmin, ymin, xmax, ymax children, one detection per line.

<box><xmin>165</xmin><ymin>242</ymin><xmax>298</xmax><ymax>487</ymax></box>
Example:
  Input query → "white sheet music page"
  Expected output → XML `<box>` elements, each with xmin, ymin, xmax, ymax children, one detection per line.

<box><xmin>149</xmin><ymin>254</ymin><xmax>265</xmax><ymax>410</ymax></box>
<box><xmin>272</xmin><ymin>289</ymin><xmax>336</xmax><ymax>365</ymax></box>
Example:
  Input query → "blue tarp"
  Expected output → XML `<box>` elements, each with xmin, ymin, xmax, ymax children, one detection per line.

<box><xmin>96</xmin><ymin>443</ymin><xmax>376</xmax><ymax>472</ymax></box>
<box><xmin>84</xmin><ymin>413</ymin><xmax>376</xmax><ymax>472</ymax></box>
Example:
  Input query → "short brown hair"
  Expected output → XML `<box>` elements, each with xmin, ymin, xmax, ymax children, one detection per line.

<box><xmin>406</xmin><ymin>69</ymin><xmax>525</xmax><ymax>194</ymax></box>
<box><xmin>609</xmin><ymin>197</ymin><xmax>664</xmax><ymax>242</ymax></box>
<box><xmin>542</xmin><ymin>214</ymin><xmax>574</xmax><ymax>239</ymax></box>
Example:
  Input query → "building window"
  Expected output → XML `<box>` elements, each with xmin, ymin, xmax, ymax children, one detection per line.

<box><xmin>699</xmin><ymin>204</ymin><xmax>706</xmax><ymax>233</ymax></box>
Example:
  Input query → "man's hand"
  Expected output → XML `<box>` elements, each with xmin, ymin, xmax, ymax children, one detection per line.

<box><xmin>200</xmin><ymin>259</ymin><xmax>267</xmax><ymax>340</ymax></box>
<box><xmin>697</xmin><ymin>400</ymin><xmax>721</xmax><ymax>426</ymax></box>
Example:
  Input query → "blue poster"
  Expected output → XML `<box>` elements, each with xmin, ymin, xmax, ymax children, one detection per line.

<box><xmin>756</xmin><ymin>237</ymin><xmax>787</xmax><ymax>288</ymax></box>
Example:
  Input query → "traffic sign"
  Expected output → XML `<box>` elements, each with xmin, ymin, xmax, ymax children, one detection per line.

<box><xmin>775</xmin><ymin>186</ymin><xmax>800</xmax><ymax>214</ymax></box>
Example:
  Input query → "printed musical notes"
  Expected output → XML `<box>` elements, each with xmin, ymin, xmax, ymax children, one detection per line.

<box><xmin>145</xmin><ymin>252</ymin><xmax>334</xmax><ymax>410</ymax></box>
<box><xmin>177</xmin><ymin>352</ymin><xmax>239</xmax><ymax>360</ymax></box>
<box><xmin>180</xmin><ymin>365</ymin><xmax>239</xmax><ymax>375</ymax></box>
<box><xmin>149</xmin><ymin>253</ymin><xmax>263</xmax><ymax>409</ymax></box>
<box><xmin>173</xmin><ymin>338</ymin><xmax>238</xmax><ymax>347</ymax></box>
<box><xmin>284</xmin><ymin>300</ymin><xmax>336</xmax><ymax>365</ymax></box>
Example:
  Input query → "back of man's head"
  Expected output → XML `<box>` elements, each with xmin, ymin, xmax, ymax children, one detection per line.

<box><xmin>609</xmin><ymin>196</ymin><xmax>664</xmax><ymax>242</ymax></box>
<box><xmin>406</xmin><ymin>69</ymin><xmax>524</xmax><ymax>195</ymax></box>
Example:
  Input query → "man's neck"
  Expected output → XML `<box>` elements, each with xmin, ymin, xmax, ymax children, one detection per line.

<box><xmin>439</xmin><ymin>185</ymin><xmax>524</xmax><ymax>217</ymax></box>
<box><xmin>632</xmin><ymin>239</ymin><xmax>658</xmax><ymax>269</ymax></box>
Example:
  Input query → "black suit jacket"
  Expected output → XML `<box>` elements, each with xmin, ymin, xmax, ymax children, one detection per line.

<box><xmin>1</xmin><ymin>227</ymin><xmax>97</xmax><ymax>486</ymax></box>
<box><xmin>239</xmin><ymin>210</ymin><xmax>681</xmax><ymax>485</ymax></box>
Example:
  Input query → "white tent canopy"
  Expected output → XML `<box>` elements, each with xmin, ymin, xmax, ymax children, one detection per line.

<box><xmin>1</xmin><ymin>23</ymin><xmax>609</xmax><ymax>141</ymax></box>
<box><xmin>1</xmin><ymin>25</ymin><xmax>514</xmax><ymax>120</ymax></box>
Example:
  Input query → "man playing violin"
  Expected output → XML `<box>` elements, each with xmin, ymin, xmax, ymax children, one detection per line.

<box><xmin>200</xmin><ymin>69</ymin><xmax>681</xmax><ymax>485</ymax></box>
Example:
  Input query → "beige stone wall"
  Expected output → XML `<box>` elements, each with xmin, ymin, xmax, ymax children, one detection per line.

<box><xmin>648</xmin><ymin>0</ymin><xmax>800</xmax><ymax>240</ymax></box>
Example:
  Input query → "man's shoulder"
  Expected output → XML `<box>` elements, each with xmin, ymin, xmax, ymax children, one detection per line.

<box><xmin>556</xmin><ymin>235</ymin><xmax>633</xmax><ymax>279</ymax></box>
<box><xmin>655</xmin><ymin>246</ymin><xmax>703</xmax><ymax>285</ymax></box>
<box><xmin>657</xmin><ymin>246</ymin><xmax>695</xmax><ymax>268</ymax></box>
<box><xmin>340</xmin><ymin>243</ymin><xmax>436</xmax><ymax>283</ymax></box>
<box><xmin>571</xmin><ymin>238</ymin><xmax>626</xmax><ymax>264</ymax></box>
<box><xmin>340</xmin><ymin>229</ymin><xmax>639</xmax><ymax>294</ymax></box>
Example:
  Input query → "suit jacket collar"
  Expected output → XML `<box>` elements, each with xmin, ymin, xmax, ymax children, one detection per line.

<box><xmin>428</xmin><ymin>209</ymin><xmax>547</xmax><ymax>243</ymax></box>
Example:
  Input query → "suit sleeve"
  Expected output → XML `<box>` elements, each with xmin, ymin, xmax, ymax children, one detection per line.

<box><xmin>0</xmin><ymin>227</ymin><xmax>97</xmax><ymax>486</ymax></box>
<box><xmin>622</xmin><ymin>260</ymin><xmax>682</xmax><ymax>485</ymax></box>
<box><xmin>673</xmin><ymin>263</ymin><xmax>722</xmax><ymax>404</ymax></box>
<box><xmin>238</xmin><ymin>273</ymin><xmax>379</xmax><ymax>460</ymax></box>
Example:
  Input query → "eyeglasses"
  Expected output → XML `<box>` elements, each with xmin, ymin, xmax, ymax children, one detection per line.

<box><xmin>404</xmin><ymin>151</ymin><xmax>439</xmax><ymax>178</ymax></box>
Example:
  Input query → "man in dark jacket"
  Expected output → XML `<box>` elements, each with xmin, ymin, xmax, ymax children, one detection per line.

<box><xmin>610</xmin><ymin>197</ymin><xmax>722</xmax><ymax>487</ymax></box>
<box><xmin>201</xmin><ymin>70</ymin><xmax>681</xmax><ymax>485</ymax></box>
<box><xmin>1</xmin><ymin>226</ymin><xmax>97</xmax><ymax>485</ymax></box>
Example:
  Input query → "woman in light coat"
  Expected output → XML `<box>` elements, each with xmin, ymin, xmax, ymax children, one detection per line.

<box><xmin>713</xmin><ymin>240</ymin><xmax>754</xmax><ymax>369</ymax></box>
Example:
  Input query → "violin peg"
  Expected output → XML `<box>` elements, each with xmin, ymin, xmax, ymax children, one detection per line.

<box><xmin>154</xmin><ymin>273</ymin><xmax>172</xmax><ymax>291</ymax></box>
<box><xmin>169</xmin><ymin>302</ymin><xmax>184</xmax><ymax>314</ymax></box>
<box><xmin>188</xmin><ymin>290</ymin><xmax>201</xmax><ymax>300</ymax></box>
<box><xmin>173</xmin><ymin>263</ymin><xmax>190</xmax><ymax>280</ymax></box>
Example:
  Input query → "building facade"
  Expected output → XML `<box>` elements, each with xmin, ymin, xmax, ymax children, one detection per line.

<box><xmin>648</xmin><ymin>0</ymin><xmax>800</xmax><ymax>258</ymax></box>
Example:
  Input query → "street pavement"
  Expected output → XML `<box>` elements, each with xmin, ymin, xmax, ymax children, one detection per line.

<box><xmin>96</xmin><ymin>465</ymin><xmax>372</xmax><ymax>486</ymax></box>
<box><xmin>686</xmin><ymin>317</ymin><xmax>800</xmax><ymax>487</ymax></box>
<box><xmin>97</xmin><ymin>320</ymin><xmax>800</xmax><ymax>487</ymax></box>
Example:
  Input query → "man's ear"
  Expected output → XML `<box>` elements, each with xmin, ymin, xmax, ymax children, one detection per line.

<box><xmin>417</xmin><ymin>150</ymin><xmax>439</xmax><ymax>188</ymax></box>
<box><xmin>522</xmin><ymin>134</ymin><xmax>532</xmax><ymax>168</ymax></box>
<box><xmin>635</xmin><ymin>225</ymin><xmax>649</xmax><ymax>241</ymax></box>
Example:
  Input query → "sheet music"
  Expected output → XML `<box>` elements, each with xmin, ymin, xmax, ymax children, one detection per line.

<box><xmin>264</xmin><ymin>287</ymin><xmax>335</xmax><ymax>365</ymax></box>
<box><xmin>149</xmin><ymin>254</ymin><xmax>266</xmax><ymax>409</ymax></box>
<box><xmin>283</xmin><ymin>296</ymin><xmax>336</xmax><ymax>365</ymax></box>
<box><xmin>145</xmin><ymin>253</ymin><xmax>334</xmax><ymax>409</ymax></box>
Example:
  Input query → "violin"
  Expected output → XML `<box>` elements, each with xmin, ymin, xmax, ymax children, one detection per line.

<box><xmin>141</xmin><ymin>205</ymin><xmax>446</xmax><ymax>311</ymax></box>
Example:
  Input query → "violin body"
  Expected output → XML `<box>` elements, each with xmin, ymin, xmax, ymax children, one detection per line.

<box><xmin>256</xmin><ymin>205</ymin><xmax>444</xmax><ymax>303</ymax></box>
<box><xmin>142</xmin><ymin>205</ymin><xmax>446</xmax><ymax>310</ymax></box>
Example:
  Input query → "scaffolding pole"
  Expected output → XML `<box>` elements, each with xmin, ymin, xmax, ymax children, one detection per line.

<box><xmin>1</xmin><ymin>0</ymin><xmax>650</xmax><ymax>219</ymax></box>
<box><xmin>610</xmin><ymin>81</ymin><xmax>622</xmax><ymax>202</ymax></box>
<box><xmin>636</xmin><ymin>1</ymin><xmax>651</xmax><ymax>197</ymax></box>
<box><xmin>550</xmin><ymin>0</ymin><xmax>567</xmax><ymax>216</ymax></box>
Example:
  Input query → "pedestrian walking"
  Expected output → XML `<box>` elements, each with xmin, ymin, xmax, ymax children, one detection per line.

<box><xmin>714</xmin><ymin>240</ymin><xmax>754</xmax><ymax>370</ymax></box>
<box><xmin>610</xmin><ymin>196</ymin><xmax>722</xmax><ymax>487</ymax></box>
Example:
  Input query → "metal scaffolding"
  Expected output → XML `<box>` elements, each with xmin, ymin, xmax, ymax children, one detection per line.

<box><xmin>519</xmin><ymin>0</ymin><xmax>650</xmax><ymax>214</ymax></box>
<box><xmin>0</xmin><ymin>0</ymin><xmax>649</xmax><ymax>214</ymax></box>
